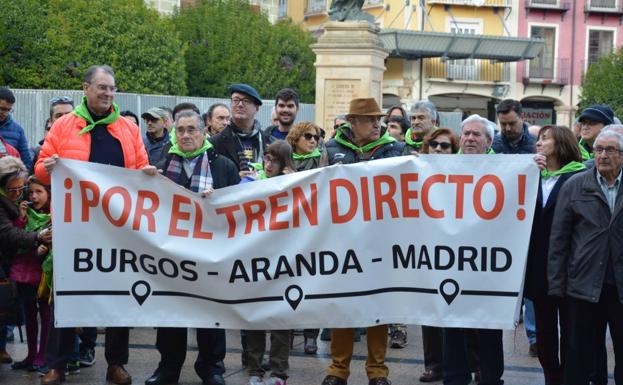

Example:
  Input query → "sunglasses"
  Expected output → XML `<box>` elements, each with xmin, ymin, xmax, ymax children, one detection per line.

<box><xmin>303</xmin><ymin>133</ymin><xmax>320</xmax><ymax>142</ymax></box>
<box><xmin>429</xmin><ymin>140</ymin><xmax>452</xmax><ymax>150</ymax></box>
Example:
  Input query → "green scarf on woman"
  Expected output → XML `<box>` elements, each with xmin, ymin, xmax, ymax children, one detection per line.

<box><xmin>541</xmin><ymin>161</ymin><xmax>586</xmax><ymax>179</ymax></box>
<box><xmin>293</xmin><ymin>148</ymin><xmax>321</xmax><ymax>160</ymax></box>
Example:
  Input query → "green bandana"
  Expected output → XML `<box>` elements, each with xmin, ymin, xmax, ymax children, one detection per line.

<box><xmin>334</xmin><ymin>129</ymin><xmax>395</xmax><ymax>154</ymax></box>
<box><xmin>168</xmin><ymin>138</ymin><xmax>213</xmax><ymax>159</ymax></box>
<box><xmin>25</xmin><ymin>208</ymin><xmax>50</xmax><ymax>232</ymax></box>
<box><xmin>404</xmin><ymin>128</ymin><xmax>423</xmax><ymax>149</ymax></box>
<box><xmin>541</xmin><ymin>161</ymin><xmax>586</xmax><ymax>179</ymax></box>
<box><xmin>579</xmin><ymin>138</ymin><xmax>594</xmax><ymax>161</ymax></box>
<box><xmin>457</xmin><ymin>147</ymin><xmax>495</xmax><ymax>154</ymax></box>
<box><xmin>293</xmin><ymin>148</ymin><xmax>321</xmax><ymax>160</ymax></box>
<box><xmin>73</xmin><ymin>97</ymin><xmax>121</xmax><ymax>135</ymax></box>
<box><xmin>250</xmin><ymin>162</ymin><xmax>267</xmax><ymax>180</ymax></box>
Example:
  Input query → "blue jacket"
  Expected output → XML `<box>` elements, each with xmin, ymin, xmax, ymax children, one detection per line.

<box><xmin>143</xmin><ymin>130</ymin><xmax>170</xmax><ymax>166</ymax></box>
<box><xmin>0</xmin><ymin>116</ymin><xmax>32</xmax><ymax>169</ymax></box>
<box><xmin>491</xmin><ymin>123</ymin><xmax>536</xmax><ymax>154</ymax></box>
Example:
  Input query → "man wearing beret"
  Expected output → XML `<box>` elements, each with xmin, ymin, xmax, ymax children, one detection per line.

<box><xmin>322</xmin><ymin>97</ymin><xmax>403</xmax><ymax>385</ymax></box>
<box><xmin>577</xmin><ymin>104</ymin><xmax>615</xmax><ymax>161</ymax></box>
<box><xmin>209</xmin><ymin>84</ymin><xmax>269</xmax><ymax>176</ymax></box>
<box><xmin>141</xmin><ymin>107</ymin><xmax>170</xmax><ymax>165</ymax></box>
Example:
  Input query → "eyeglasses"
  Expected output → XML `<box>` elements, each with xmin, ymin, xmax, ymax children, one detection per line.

<box><xmin>50</xmin><ymin>96</ymin><xmax>74</xmax><ymax>106</ymax></box>
<box><xmin>355</xmin><ymin>116</ymin><xmax>381</xmax><ymax>124</ymax></box>
<box><xmin>5</xmin><ymin>185</ymin><xmax>25</xmax><ymax>194</ymax></box>
<box><xmin>303</xmin><ymin>133</ymin><xmax>320</xmax><ymax>142</ymax></box>
<box><xmin>429</xmin><ymin>140</ymin><xmax>452</xmax><ymax>150</ymax></box>
<box><xmin>263</xmin><ymin>155</ymin><xmax>280</xmax><ymax>165</ymax></box>
<box><xmin>91</xmin><ymin>84</ymin><xmax>117</xmax><ymax>93</ymax></box>
<box><xmin>231</xmin><ymin>98</ymin><xmax>254</xmax><ymax>107</ymax></box>
<box><xmin>594</xmin><ymin>146</ymin><xmax>622</xmax><ymax>155</ymax></box>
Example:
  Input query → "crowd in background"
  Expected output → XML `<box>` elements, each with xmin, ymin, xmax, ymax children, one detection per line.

<box><xmin>0</xmin><ymin>64</ymin><xmax>622</xmax><ymax>385</ymax></box>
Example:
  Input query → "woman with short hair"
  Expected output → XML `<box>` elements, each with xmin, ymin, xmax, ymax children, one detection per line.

<box><xmin>286</xmin><ymin>122</ymin><xmax>327</xmax><ymax>172</ymax></box>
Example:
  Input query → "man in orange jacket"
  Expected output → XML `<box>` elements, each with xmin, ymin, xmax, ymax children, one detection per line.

<box><xmin>35</xmin><ymin>64</ymin><xmax>154</xmax><ymax>385</ymax></box>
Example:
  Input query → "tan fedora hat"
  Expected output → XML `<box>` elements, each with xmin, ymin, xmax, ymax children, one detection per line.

<box><xmin>346</xmin><ymin>98</ymin><xmax>385</xmax><ymax>117</ymax></box>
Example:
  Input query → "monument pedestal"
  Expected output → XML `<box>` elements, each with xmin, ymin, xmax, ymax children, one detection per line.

<box><xmin>312</xmin><ymin>21</ymin><xmax>389</xmax><ymax>136</ymax></box>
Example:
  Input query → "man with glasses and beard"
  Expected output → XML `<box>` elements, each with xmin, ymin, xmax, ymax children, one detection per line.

<box><xmin>209</xmin><ymin>84</ymin><xmax>269</xmax><ymax>177</ymax></box>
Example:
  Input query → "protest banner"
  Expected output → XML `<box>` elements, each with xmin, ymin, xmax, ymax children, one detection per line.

<box><xmin>51</xmin><ymin>155</ymin><xmax>538</xmax><ymax>329</ymax></box>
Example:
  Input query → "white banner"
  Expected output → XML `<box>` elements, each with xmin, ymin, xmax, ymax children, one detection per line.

<box><xmin>51</xmin><ymin>155</ymin><xmax>538</xmax><ymax>330</ymax></box>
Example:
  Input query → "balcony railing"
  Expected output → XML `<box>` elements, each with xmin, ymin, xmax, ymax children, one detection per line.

<box><xmin>426</xmin><ymin>0</ymin><xmax>512</xmax><ymax>7</ymax></box>
<box><xmin>425</xmin><ymin>58</ymin><xmax>510</xmax><ymax>82</ymax></box>
<box><xmin>585</xmin><ymin>0</ymin><xmax>623</xmax><ymax>13</ymax></box>
<box><xmin>525</xmin><ymin>0</ymin><xmax>570</xmax><ymax>11</ymax></box>
<box><xmin>523</xmin><ymin>57</ymin><xmax>569</xmax><ymax>85</ymax></box>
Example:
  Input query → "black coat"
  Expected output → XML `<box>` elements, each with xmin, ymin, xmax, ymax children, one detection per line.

<box><xmin>0</xmin><ymin>195</ymin><xmax>37</xmax><ymax>262</ymax></box>
<box><xmin>157</xmin><ymin>149</ymin><xmax>240</xmax><ymax>190</ymax></box>
<box><xmin>524</xmin><ymin>171</ymin><xmax>578</xmax><ymax>301</ymax></box>
<box><xmin>208</xmin><ymin>123</ymin><xmax>269</xmax><ymax>171</ymax></box>
<box><xmin>548</xmin><ymin>167</ymin><xmax>623</xmax><ymax>303</ymax></box>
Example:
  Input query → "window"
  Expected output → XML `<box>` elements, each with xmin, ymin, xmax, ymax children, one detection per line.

<box><xmin>447</xmin><ymin>21</ymin><xmax>481</xmax><ymax>81</ymax></box>
<box><xmin>588</xmin><ymin>30</ymin><xmax>614</xmax><ymax>66</ymax></box>
<box><xmin>529</xmin><ymin>26</ymin><xmax>556</xmax><ymax>79</ymax></box>
<box><xmin>278</xmin><ymin>0</ymin><xmax>288</xmax><ymax>18</ymax></box>
<box><xmin>531</xmin><ymin>0</ymin><xmax>558</xmax><ymax>4</ymax></box>
<box><xmin>306</xmin><ymin>0</ymin><xmax>327</xmax><ymax>14</ymax></box>
<box><xmin>589</xmin><ymin>0</ymin><xmax>616</xmax><ymax>8</ymax></box>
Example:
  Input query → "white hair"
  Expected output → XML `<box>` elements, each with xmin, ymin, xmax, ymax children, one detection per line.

<box><xmin>595</xmin><ymin>129</ymin><xmax>623</xmax><ymax>150</ymax></box>
<box><xmin>461</xmin><ymin>114</ymin><xmax>495</xmax><ymax>139</ymax></box>
<box><xmin>411</xmin><ymin>100</ymin><xmax>438</xmax><ymax>121</ymax></box>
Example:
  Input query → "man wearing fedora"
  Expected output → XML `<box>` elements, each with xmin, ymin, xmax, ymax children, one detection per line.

<box><xmin>326</xmin><ymin>97</ymin><xmax>404</xmax><ymax>166</ymax></box>
<box><xmin>577</xmin><ymin>104</ymin><xmax>615</xmax><ymax>161</ymax></box>
<box><xmin>322</xmin><ymin>97</ymin><xmax>403</xmax><ymax>385</ymax></box>
<box><xmin>209</xmin><ymin>83</ymin><xmax>269</xmax><ymax>175</ymax></box>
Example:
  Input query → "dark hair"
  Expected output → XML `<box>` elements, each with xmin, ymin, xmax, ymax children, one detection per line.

<box><xmin>27</xmin><ymin>175</ymin><xmax>51</xmax><ymax>213</ymax></box>
<box><xmin>0</xmin><ymin>87</ymin><xmax>15</xmax><ymax>104</ymax></box>
<box><xmin>265</xmin><ymin>140</ymin><xmax>294</xmax><ymax>175</ymax></box>
<box><xmin>49</xmin><ymin>96</ymin><xmax>74</xmax><ymax>118</ymax></box>
<box><xmin>120</xmin><ymin>110</ymin><xmax>139</xmax><ymax>125</ymax></box>
<box><xmin>44</xmin><ymin>118</ymin><xmax>52</xmax><ymax>131</ymax></box>
<box><xmin>275</xmin><ymin>88</ymin><xmax>299</xmax><ymax>108</ymax></box>
<box><xmin>496</xmin><ymin>99</ymin><xmax>522</xmax><ymax>115</ymax></box>
<box><xmin>386</xmin><ymin>105</ymin><xmax>407</xmax><ymax>119</ymax></box>
<box><xmin>84</xmin><ymin>65</ymin><xmax>114</xmax><ymax>83</ymax></box>
<box><xmin>387</xmin><ymin>116</ymin><xmax>410</xmax><ymax>134</ymax></box>
<box><xmin>206</xmin><ymin>103</ymin><xmax>229</xmax><ymax>120</ymax></box>
<box><xmin>173</xmin><ymin>102</ymin><xmax>200</xmax><ymax>120</ymax></box>
<box><xmin>538</xmin><ymin>125</ymin><xmax>582</xmax><ymax>166</ymax></box>
<box><xmin>422</xmin><ymin>128</ymin><xmax>460</xmax><ymax>154</ymax></box>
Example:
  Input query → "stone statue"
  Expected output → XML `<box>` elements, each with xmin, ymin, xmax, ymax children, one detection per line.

<box><xmin>328</xmin><ymin>0</ymin><xmax>374</xmax><ymax>23</ymax></box>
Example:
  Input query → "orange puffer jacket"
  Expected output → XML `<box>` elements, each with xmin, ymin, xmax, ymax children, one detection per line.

<box><xmin>35</xmin><ymin>112</ymin><xmax>149</xmax><ymax>184</ymax></box>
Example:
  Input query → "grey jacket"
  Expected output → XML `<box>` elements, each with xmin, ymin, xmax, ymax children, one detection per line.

<box><xmin>548</xmin><ymin>167</ymin><xmax>623</xmax><ymax>303</ymax></box>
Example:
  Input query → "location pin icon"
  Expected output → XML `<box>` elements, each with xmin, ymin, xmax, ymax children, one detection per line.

<box><xmin>131</xmin><ymin>280</ymin><xmax>151</xmax><ymax>306</ymax></box>
<box><xmin>285</xmin><ymin>285</ymin><xmax>303</xmax><ymax>311</ymax></box>
<box><xmin>439</xmin><ymin>279</ymin><xmax>460</xmax><ymax>305</ymax></box>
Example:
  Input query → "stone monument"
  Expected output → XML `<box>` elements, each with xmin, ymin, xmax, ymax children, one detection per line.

<box><xmin>311</xmin><ymin>4</ymin><xmax>388</xmax><ymax>137</ymax></box>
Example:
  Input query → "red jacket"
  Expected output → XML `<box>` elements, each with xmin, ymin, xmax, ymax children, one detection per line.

<box><xmin>0</xmin><ymin>136</ymin><xmax>20</xmax><ymax>158</ymax></box>
<box><xmin>35</xmin><ymin>112</ymin><xmax>149</xmax><ymax>184</ymax></box>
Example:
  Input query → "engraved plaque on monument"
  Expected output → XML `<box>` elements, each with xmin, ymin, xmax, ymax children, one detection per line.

<box><xmin>324</xmin><ymin>79</ymin><xmax>360</xmax><ymax>137</ymax></box>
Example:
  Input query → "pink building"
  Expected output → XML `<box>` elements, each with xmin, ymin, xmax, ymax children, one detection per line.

<box><xmin>516</xmin><ymin>0</ymin><xmax>622</xmax><ymax>126</ymax></box>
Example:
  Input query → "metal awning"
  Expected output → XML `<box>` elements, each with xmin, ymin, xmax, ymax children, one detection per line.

<box><xmin>379</xmin><ymin>30</ymin><xmax>545</xmax><ymax>62</ymax></box>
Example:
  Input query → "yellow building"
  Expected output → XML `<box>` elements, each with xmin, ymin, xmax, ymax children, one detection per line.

<box><xmin>280</xmin><ymin>0</ymin><xmax>541</xmax><ymax>125</ymax></box>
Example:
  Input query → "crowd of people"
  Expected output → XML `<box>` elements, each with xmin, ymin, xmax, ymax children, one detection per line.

<box><xmin>0</xmin><ymin>64</ymin><xmax>621</xmax><ymax>385</ymax></box>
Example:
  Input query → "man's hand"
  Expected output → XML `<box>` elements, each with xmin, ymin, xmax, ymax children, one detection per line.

<box><xmin>534</xmin><ymin>154</ymin><xmax>546</xmax><ymax>170</ymax></box>
<box><xmin>141</xmin><ymin>165</ymin><xmax>158</xmax><ymax>176</ymax></box>
<box><xmin>200</xmin><ymin>187</ymin><xmax>215</xmax><ymax>198</ymax></box>
<box><xmin>43</xmin><ymin>154</ymin><xmax>59</xmax><ymax>174</ymax></box>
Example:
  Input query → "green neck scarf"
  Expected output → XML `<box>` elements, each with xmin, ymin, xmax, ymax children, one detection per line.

<box><xmin>404</xmin><ymin>128</ymin><xmax>423</xmax><ymax>149</ymax></box>
<box><xmin>541</xmin><ymin>161</ymin><xmax>586</xmax><ymax>179</ymax></box>
<box><xmin>25</xmin><ymin>208</ymin><xmax>51</xmax><ymax>232</ymax></box>
<box><xmin>334</xmin><ymin>130</ymin><xmax>395</xmax><ymax>154</ymax></box>
<box><xmin>250</xmin><ymin>162</ymin><xmax>267</xmax><ymax>180</ymax></box>
<box><xmin>73</xmin><ymin>97</ymin><xmax>121</xmax><ymax>135</ymax></box>
<box><xmin>293</xmin><ymin>148</ymin><xmax>321</xmax><ymax>160</ymax></box>
<box><xmin>579</xmin><ymin>138</ymin><xmax>594</xmax><ymax>161</ymax></box>
<box><xmin>457</xmin><ymin>147</ymin><xmax>495</xmax><ymax>154</ymax></box>
<box><xmin>168</xmin><ymin>138</ymin><xmax>213</xmax><ymax>159</ymax></box>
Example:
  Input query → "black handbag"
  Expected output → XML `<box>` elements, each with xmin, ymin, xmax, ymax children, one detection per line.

<box><xmin>0</xmin><ymin>266</ymin><xmax>22</xmax><ymax>325</ymax></box>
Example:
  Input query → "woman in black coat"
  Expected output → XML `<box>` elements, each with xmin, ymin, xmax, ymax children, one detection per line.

<box><xmin>524</xmin><ymin>125</ymin><xmax>585</xmax><ymax>385</ymax></box>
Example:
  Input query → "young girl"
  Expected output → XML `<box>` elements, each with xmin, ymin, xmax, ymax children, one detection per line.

<box><xmin>10</xmin><ymin>176</ymin><xmax>51</xmax><ymax>372</ymax></box>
